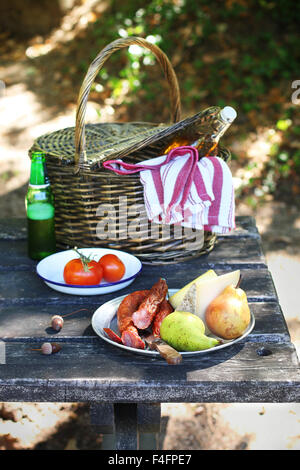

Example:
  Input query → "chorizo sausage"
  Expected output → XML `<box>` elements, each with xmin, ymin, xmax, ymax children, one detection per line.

<box><xmin>104</xmin><ymin>290</ymin><xmax>149</xmax><ymax>350</ymax></box>
<box><xmin>117</xmin><ymin>290</ymin><xmax>149</xmax><ymax>333</ymax></box>
<box><xmin>103</xmin><ymin>328</ymin><xmax>122</xmax><ymax>344</ymax></box>
<box><xmin>132</xmin><ymin>278</ymin><xmax>168</xmax><ymax>330</ymax></box>
<box><xmin>152</xmin><ymin>299</ymin><xmax>174</xmax><ymax>337</ymax></box>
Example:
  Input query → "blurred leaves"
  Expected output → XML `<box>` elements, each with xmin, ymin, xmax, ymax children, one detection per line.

<box><xmin>246</xmin><ymin>107</ymin><xmax>300</xmax><ymax>203</ymax></box>
<box><xmin>81</xmin><ymin>0</ymin><xmax>300</xmax><ymax>122</ymax></box>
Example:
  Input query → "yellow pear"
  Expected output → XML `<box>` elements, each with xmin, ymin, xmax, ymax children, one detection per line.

<box><xmin>169</xmin><ymin>269</ymin><xmax>217</xmax><ymax>310</ymax></box>
<box><xmin>205</xmin><ymin>285</ymin><xmax>251</xmax><ymax>340</ymax></box>
<box><xmin>191</xmin><ymin>269</ymin><xmax>241</xmax><ymax>334</ymax></box>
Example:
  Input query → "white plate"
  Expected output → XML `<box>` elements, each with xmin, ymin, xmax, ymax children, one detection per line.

<box><xmin>91</xmin><ymin>289</ymin><xmax>255</xmax><ymax>357</ymax></box>
<box><xmin>36</xmin><ymin>248</ymin><xmax>142</xmax><ymax>295</ymax></box>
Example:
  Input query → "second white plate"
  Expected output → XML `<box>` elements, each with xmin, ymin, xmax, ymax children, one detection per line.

<box><xmin>36</xmin><ymin>248</ymin><xmax>142</xmax><ymax>295</ymax></box>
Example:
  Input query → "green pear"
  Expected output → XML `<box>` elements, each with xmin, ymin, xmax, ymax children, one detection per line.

<box><xmin>160</xmin><ymin>311</ymin><xmax>219</xmax><ymax>352</ymax></box>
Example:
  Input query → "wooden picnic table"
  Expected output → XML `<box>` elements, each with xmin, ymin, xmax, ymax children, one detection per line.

<box><xmin>0</xmin><ymin>216</ymin><xmax>299</xmax><ymax>450</ymax></box>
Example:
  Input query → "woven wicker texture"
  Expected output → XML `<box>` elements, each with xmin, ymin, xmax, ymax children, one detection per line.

<box><xmin>29</xmin><ymin>37</ymin><xmax>231</xmax><ymax>263</ymax></box>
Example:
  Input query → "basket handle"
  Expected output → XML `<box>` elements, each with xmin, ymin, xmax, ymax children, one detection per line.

<box><xmin>74</xmin><ymin>36</ymin><xmax>182</xmax><ymax>167</ymax></box>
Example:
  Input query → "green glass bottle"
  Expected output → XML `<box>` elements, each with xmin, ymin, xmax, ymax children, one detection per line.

<box><xmin>25</xmin><ymin>151</ymin><xmax>56</xmax><ymax>260</ymax></box>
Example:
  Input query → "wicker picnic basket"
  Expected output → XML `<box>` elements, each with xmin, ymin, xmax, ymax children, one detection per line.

<box><xmin>29</xmin><ymin>37</ymin><xmax>231</xmax><ymax>264</ymax></box>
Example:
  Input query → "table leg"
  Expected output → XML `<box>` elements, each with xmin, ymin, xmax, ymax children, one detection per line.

<box><xmin>90</xmin><ymin>403</ymin><xmax>161</xmax><ymax>450</ymax></box>
<box><xmin>101</xmin><ymin>431</ymin><xmax>159</xmax><ymax>450</ymax></box>
<box><xmin>114</xmin><ymin>403</ymin><xmax>139</xmax><ymax>450</ymax></box>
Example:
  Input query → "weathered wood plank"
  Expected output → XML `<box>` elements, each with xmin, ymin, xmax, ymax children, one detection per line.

<box><xmin>187</xmin><ymin>236</ymin><xmax>266</xmax><ymax>267</ymax></box>
<box><xmin>0</xmin><ymin>241</ymin><xmax>37</xmax><ymax>271</ymax></box>
<box><xmin>0</xmin><ymin>267</ymin><xmax>277</xmax><ymax>306</ymax></box>
<box><xmin>0</xmin><ymin>218</ymin><xmax>27</xmax><ymax>241</ymax></box>
<box><xmin>219</xmin><ymin>216</ymin><xmax>260</xmax><ymax>239</ymax></box>
<box><xmin>0</xmin><ymin>341</ymin><xmax>299</xmax><ymax>402</ymax></box>
<box><xmin>246</xmin><ymin>302</ymin><xmax>290</xmax><ymax>343</ymax></box>
<box><xmin>0</xmin><ymin>302</ymin><xmax>290</xmax><ymax>343</ymax></box>
<box><xmin>0</xmin><ymin>236</ymin><xmax>266</xmax><ymax>272</ymax></box>
<box><xmin>2</xmin><ymin>339</ymin><xmax>298</xmax><ymax>372</ymax></box>
<box><xmin>0</xmin><ymin>303</ymin><xmax>96</xmax><ymax>340</ymax></box>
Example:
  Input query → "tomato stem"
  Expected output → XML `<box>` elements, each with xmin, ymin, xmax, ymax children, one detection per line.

<box><xmin>73</xmin><ymin>247</ymin><xmax>92</xmax><ymax>273</ymax></box>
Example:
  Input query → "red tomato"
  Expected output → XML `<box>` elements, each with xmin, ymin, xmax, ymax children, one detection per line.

<box><xmin>64</xmin><ymin>258</ymin><xmax>103</xmax><ymax>285</ymax></box>
<box><xmin>98</xmin><ymin>254</ymin><xmax>125</xmax><ymax>283</ymax></box>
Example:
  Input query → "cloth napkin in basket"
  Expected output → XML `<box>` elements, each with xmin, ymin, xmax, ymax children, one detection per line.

<box><xmin>103</xmin><ymin>146</ymin><xmax>235</xmax><ymax>234</ymax></box>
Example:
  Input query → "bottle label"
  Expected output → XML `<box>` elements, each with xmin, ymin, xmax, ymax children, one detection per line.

<box><xmin>27</xmin><ymin>202</ymin><xmax>55</xmax><ymax>220</ymax></box>
<box><xmin>28</xmin><ymin>184</ymin><xmax>50</xmax><ymax>189</ymax></box>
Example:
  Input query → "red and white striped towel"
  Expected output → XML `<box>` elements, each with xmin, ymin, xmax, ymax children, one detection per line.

<box><xmin>103</xmin><ymin>146</ymin><xmax>235</xmax><ymax>234</ymax></box>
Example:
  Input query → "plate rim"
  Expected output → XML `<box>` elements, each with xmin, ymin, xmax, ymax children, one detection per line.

<box><xmin>91</xmin><ymin>289</ymin><xmax>256</xmax><ymax>357</ymax></box>
<box><xmin>36</xmin><ymin>247</ymin><xmax>142</xmax><ymax>289</ymax></box>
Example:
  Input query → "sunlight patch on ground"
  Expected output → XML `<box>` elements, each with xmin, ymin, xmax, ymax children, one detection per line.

<box><xmin>266</xmin><ymin>252</ymin><xmax>300</xmax><ymax>322</ymax></box>
<box><xmin>25</xmin><ymin>0</ymin><xmax>108</xmax><ymax>59</ymax></box>
<box><xmin>0</xmin><ymin>403</ymin><xmax>77</xmax><ymax>449</ymax></box>
<box><xmin>219</xmin><ymin>403</ymin><xmax>300</xmax><ymax>450</ymax></box>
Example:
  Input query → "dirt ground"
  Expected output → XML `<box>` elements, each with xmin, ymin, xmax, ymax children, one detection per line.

<box><xmin>1</xmin><ymin>3</ymin><xmax>300</xmax><ymax>450</ymax></box>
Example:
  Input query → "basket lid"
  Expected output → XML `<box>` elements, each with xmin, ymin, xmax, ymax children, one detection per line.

<box><xmin>30</xmin><ymin>107</ymin><xmax>227</xmax><ymax>170</ymax></box>
<box><xmin>30</xmin><ymin>121</ymin><xmax>166</xmax><ymax>167</ymax></box>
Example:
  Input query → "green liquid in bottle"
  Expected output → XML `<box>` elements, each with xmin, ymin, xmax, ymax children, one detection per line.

<box><xmin>27</xmin><ymin>217</ymin><xmax>56</xmax><ymax>260</ymax></box>
<box><xmin>26</xmin><ymin>152</ymin><xmax>56</xmax><ymax>260</ymax></box>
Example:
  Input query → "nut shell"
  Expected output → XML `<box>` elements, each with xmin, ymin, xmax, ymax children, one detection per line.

<box><xmin>51</xmin><ymin>315</ymin><xmax>64</xmax><ymax>331</ymax></box>
<box><xmin>41</xmin><ymin>342</ymin><xmax>53</xmax><ymax>355</ymax></box>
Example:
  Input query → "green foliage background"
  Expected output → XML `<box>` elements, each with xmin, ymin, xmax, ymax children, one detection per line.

<box><xmin>81</xmin><ymin>0</ymin><xmax>300</xmax><ymax>203</ymax></box>
<box><xmin>86</xmin><ymin>0</ymin><xmax>299</xmax><ymax>113</ymax></box>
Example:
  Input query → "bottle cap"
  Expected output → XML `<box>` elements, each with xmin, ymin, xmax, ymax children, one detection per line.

<box><xmin>220</xmin><ymin>106</ymin><xmax>237</xmax><ymax>123</ymax></box>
